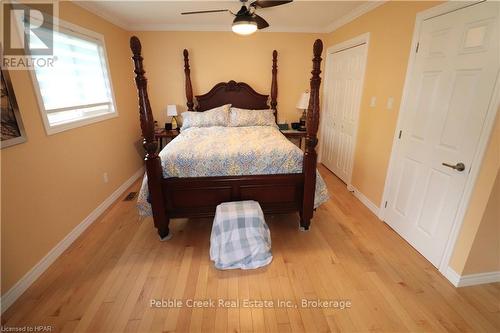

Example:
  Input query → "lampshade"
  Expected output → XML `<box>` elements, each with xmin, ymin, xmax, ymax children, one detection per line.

<box><xmin>166</xmin><ymin>104</ymin><xmax>178</xmax><ymax>116</ymax></box>
<box><xmin>296</xmin><ymin>92</ymin><xmax>310</xmax><ymax>109</ymax></box>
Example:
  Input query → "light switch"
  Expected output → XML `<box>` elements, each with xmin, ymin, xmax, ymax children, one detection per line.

<box><xmin>387</xmin><ymin>97</ymin><xmax>394</xmax><ymax>110</ymax></box>
<box><xmin>370</xmin><ymin>96</ymin><xmax>377</xmax><ymax>108</ymax></box>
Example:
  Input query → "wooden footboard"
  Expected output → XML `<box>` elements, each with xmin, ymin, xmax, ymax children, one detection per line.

<box><xmin>130</xmin><ymin>36</ymin><xmax>323</xmax><ymax>239</ymax></box>
<box><xmin>163</xmin><ymin>174</ymin><xmax>304</xmax><ymax>218</ymax></box>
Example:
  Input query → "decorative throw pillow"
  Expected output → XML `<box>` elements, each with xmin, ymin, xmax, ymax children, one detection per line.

<box><xmin>229</xmin><ymin>107</ymin><xmax>277</xmax><ymax>128</ymax></box>
<box><xmin>180</xmin><ymin>104</ymin><xmax>231</xmax><ymax>131</ymax></box>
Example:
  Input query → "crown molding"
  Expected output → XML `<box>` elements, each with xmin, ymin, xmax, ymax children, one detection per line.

<box><xmin>325</xmin><ymin>0</ymin><xmax>388</xmax><ymax>33</ymax></box>
<box><xmin>74</xmin><ymin>1</ymin><xmax>131</xmax><ymax>30</ymax></box>
<box><xmin>128</xmin><ymin>23</ymin><xmax>324</xmax><ymax>33</ymax></box>
<box><xmin>131</xmin><ymin>24</ymin><xmax>231</xmax><ymax>32</ymax></box>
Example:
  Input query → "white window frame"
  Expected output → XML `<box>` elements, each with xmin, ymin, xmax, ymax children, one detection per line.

<box><xmin>27</xmin><ymin>17</ymin><xmax>118</xmax><ymax>135</ymax></box>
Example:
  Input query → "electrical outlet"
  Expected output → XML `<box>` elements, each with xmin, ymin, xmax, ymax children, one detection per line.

<box><xmin>387</xmin><ymin>97</ymin><xmax>394</xmax><ymax>110</ymax></box>
<box><xmin>370</xmin><ymin>96</ymin><xmax>377</xmax><ymax>108</ymax></box>
<box><xmin>103</xmin><ymin>172</ymin><xmax>109</xmax><ymax>184</ymax></box>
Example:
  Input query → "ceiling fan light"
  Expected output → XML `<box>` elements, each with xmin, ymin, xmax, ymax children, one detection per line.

<box><xmin>232</xmin><ymin>17</ymin><xmax>258</xmax><ymax>35</ymax></box>
<box><xmin>232</xmin><ymin>22</ymin><xmax>257</xmax><ymax>35</ymax></box>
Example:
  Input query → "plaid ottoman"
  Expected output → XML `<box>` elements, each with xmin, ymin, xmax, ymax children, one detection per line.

<box><xmin>210</xmin><ymin>200</ymin><xmax>273</xmax><ymax>270</ymax></box>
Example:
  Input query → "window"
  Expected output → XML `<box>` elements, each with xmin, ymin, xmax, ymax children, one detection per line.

<box><xmin>31</xmin><ymin>21</ymin><xmax>117</xmax><ymax>134</ymax></box>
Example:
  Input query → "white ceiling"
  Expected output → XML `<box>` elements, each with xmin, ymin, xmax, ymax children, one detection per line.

<box><xmin>75</xmin><ymin>1</ymin><xmax>385</xmax><ymax>32</ymax></box>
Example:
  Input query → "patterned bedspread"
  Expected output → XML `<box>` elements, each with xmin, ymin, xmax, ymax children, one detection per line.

<box><xmin>137</xmin><ymin>126</ymin><xmax>329</xmax><ymax>216</ymax></box>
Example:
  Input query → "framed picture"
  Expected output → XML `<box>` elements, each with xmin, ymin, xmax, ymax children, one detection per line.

<box><xmin>1</xmin><ymin>65</ymin><xmax>27</xmax><ymax>149</ymax></box>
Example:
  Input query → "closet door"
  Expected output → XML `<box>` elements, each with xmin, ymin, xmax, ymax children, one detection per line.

<box><xmin>322</xmin><ymin>43</ymin><xmax>367</xmax><ymax>184</ymax></box>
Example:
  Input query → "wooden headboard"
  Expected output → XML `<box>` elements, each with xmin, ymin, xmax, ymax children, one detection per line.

<box><xmin>194</xmin><ymin>80</ymin><xmax>269</xmax><ymax>111</ymax></box>
<box><xmin>183</xmin><ymin>49</ymin><xmax>278</xmax><ymax>120</ymax></box>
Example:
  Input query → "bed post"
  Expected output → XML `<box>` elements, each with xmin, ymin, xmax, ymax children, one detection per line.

<box><xmin>271</xmin><ymin>50</ymin><xmax>278</xmax><ymax>121</ymax></box>
<box><xmin>130</xmin><ymin>36</ymin><xmax>170</xmax><ymax>240</ymax></box>
<box><xmin>301</xmin><ymin>39</ymin><xmax>323</xmax><ymax>231</ymax></box>
<box><xmin>184</xmin><ymin>49</ymin><xmax>195</xmax><ymax>111</ymax></box>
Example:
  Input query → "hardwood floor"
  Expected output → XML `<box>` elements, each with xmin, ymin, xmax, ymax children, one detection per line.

<box><xmin>2</xmin><ymin>165</ymin><xmax>499</xmax><ymax>332</ymax></box>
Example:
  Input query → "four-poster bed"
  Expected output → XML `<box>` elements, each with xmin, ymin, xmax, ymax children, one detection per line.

<box><xmin>130</xmin><ymin>36</ymin><xmax>324</xmax><ymax>240</ymax></box>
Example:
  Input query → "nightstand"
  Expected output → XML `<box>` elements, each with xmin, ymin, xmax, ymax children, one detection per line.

<box><xmin>281</xmin><ymin>129</ymin><xmax>306</xmax><ymax>149</ymax></box>
<box><xmin>155</xmin><ymin>129</ymin><xmax>179</xmax><ymax>149</ymax></box>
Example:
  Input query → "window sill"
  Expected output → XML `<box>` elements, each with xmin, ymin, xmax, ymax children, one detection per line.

<box><xmin>44</xmin><ymin>112</ymin><xmax>119</xmax><ymax>135</ymax></box>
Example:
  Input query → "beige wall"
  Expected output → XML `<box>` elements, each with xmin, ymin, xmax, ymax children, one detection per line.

<box><xmin>131</xmin><ymin>31</ymin><xmax>323</xmax><ymax>125</ymax></box>
<box><xmin>1</xmin><ymin>2</ymin><xmax>142</xmax><ymax>293</ymax></box>
<box><xmin>325</xmin><ymin>1</ymin><xmax>499</xmax><ymax>275</ymax></box>
<box><xmin>463</xmin><ymin>170</ymin><xmax>500</xmax><ymax>275</ymax></box>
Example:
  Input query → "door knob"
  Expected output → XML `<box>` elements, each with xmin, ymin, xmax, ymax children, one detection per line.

<box><xmin>442</xmin><ymin>162</ymin><xmax>465</xmax><ymax>172</ymax></box>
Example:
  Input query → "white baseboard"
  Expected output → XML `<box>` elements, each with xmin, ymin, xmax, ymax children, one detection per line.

<box><xmin>0</xmin><ymin>167</ymin><xmax>144</xmax><ymax>313</ymax></box>
<box><xmin>347</xmin><ymin>184</ymin><xmax>381</xmax><ymax>219</ymax></box>
<box><xmin>444</xmin><ymin>267</ymin><xmax>500</xmax><ymax>287</ymax></box>
<box><xmin>458</xmin><ymin>270</ymin><xmax>500</xmax><ymax>287</ymax></box>
<box><xmin>444</xmin><ymin>267</ymin><xmax>462</xmax><ymax>287</ymax></box>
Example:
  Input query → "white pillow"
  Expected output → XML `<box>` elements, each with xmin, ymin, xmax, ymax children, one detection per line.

<box><xmin>180</xmin><ymin>104</ymin><xmax>231</xmax><ymax>131</ymax></box>
<box><xmin>229</xmin><ymin>107</ymin><xmax>277</xmax><ymax>128</ymax></box>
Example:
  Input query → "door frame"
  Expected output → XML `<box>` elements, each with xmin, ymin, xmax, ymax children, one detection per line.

<box><xmin>319</xmin><ymin>32</ymin><xmax>370</xmax><ymax>188</ymax></box>
<box><xmin>379</xmin><ymin>0</ymin><xmax>500</xmax><ymax>280</ymax></box>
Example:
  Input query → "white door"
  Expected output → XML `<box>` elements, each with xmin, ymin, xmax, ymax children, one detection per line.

<box><xmin>322</xmin><ymin>43</ymin><xmax>367</xmax><ymax>183</ymax></box>
<box><xmin>384</xmin><ymin>1</ymin><xmax>499</xmax><ymax>267</ymax></box>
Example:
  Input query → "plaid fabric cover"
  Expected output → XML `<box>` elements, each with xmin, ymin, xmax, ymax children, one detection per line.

<box><xmin>210</xmin><ymin>200</ymin><xmax>273</xmax><ymax>270</ymax></box>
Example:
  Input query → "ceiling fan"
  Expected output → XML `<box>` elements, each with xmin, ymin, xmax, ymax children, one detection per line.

<box><xmin>181</xmin><ymin>0</ymin><xmax>293</xmax><ymax>36</ymax></box>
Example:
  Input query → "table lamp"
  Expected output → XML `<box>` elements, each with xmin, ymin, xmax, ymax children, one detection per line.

<box><xmin>296</xmin><ymin>91</ymin><xmax>310</xmax><ymax>131</ymax></box>
<box><xmin>166</xmin><ymin>104</ymin><xmax>178</xmax><ymax>130</ymax></box>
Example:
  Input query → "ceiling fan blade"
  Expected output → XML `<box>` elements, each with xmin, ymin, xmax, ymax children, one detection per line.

<box><xmin>250</xmin><ymin>0</ymin><xmax>292</xmax><ymax>9</ymax></box>
<box><xmin>253</xmin><ymin>14</ymin><xmax>269</xmax><ymax>29</ymax></box>
<box><xmin>181</xmin><ymin>9</ymin><xmax>229</xmax><ymax>15</ymax></box>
